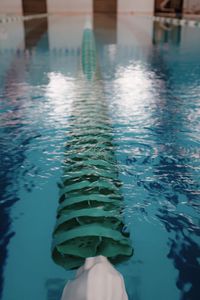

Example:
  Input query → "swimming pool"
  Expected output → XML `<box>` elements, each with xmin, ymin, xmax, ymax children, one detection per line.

<box><xmin>0</xmin><ymin>14</ymin><xmax>200</xmax><ymax>300</ymax></box>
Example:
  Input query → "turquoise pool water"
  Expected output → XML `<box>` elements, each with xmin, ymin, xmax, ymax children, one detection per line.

<box><xmin>0</xmin><ymin>15</ymin><xmax>200</xmax><ymax>300</ymax></box>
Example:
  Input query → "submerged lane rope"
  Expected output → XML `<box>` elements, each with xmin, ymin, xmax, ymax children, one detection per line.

<box><xmin>52</xmin><ymin>23</ymin><xmax>133</xmax><ymax>270</ymax></box>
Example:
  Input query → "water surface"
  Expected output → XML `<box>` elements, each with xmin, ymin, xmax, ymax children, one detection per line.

<box><xmin>0</xmin><ymin>14</ymin><xmax>200</xmax><ymax>300</ymax></box>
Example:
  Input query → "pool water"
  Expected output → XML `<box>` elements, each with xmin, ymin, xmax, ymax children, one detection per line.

<box><xmin>0</xmin><ymin>14</ymin><xmax>200</xmax><ymax>300</ymax></box>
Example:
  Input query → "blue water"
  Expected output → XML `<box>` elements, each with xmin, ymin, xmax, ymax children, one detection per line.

<box><xmin>0</xmin><ymin>15</ymin><xmax>200</xmax><ymax>300</ymax></box>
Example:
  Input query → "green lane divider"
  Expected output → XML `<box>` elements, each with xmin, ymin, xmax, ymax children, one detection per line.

<box><xmin>52</xmin><ymin>224</ymin><xmax>132</xmax><ymax>269</ymax></box>
<box><xmin>52</xmin><ymin>25</ymin><xmax>133</xmax><ymax>270</ymax></box>
<box><xmin>81</xmin><ymin>28</ymin><xmax>97</xmax><ymax>80</ymax></box>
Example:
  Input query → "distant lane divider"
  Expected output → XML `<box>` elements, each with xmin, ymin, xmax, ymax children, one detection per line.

<box><xmin>0</xmin><ymin>13</ymin><xmax>48</xmax><ymax>23</ymax></box>
<box><xmin>153</xmin><ymin>16</ymin><xmax>200</xmax><ymax>28</ymax></box>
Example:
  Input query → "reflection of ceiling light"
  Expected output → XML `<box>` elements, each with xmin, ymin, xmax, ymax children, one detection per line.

<box><xmin>47</xmin><ymin>72</ymin><xmax>75</xmax><ymax>99</ymax></box>
<box><xmin>116</xmin><ymin>64</ymin><xmax>153</xmax><ymax>100</ymax></box>
<box><xmin>113</xmin><ymin>63</ymin><xmax>160</xmax><ymax>126</ymax></box>
<box><xmin>108</xmin><ymin>44</ymin><xmax>116</xmax><ymax>61</ymax></box>
<box><xmin>116</xmin><ymin>64</ymin><xmax>152</xmax><ymax>93</ymax></box>
<box><xmin>45</xmin><ymin>72</ymin><xmax>75</xmax><ymax>118</ymax></box>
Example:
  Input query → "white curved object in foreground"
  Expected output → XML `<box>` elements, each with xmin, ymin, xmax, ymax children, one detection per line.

<box><xmin>61</xmin><ymin>256</ymin><xmax>128</xmax><ymax>300</ymax></box>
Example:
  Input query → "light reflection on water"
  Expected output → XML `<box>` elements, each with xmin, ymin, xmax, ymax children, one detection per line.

<box><xmin>0</xmin><ymin>15</ymin><xmax>200</xmax><ymax>300</ymax></box>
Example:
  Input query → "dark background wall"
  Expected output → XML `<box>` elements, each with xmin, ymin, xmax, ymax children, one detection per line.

<box><xmin>154</xmin><ymin>0</ymin><xmax>184</xmax><ymax>14</ymax></box>
<box><xmin>93</xmin><ymin>0</ymin><xmax>117</xmax><ymax>13</ymax></box>
<box><xmin>22</xmin><ymin>0</ymin><xmax>47</xmax><ymax>15</ymax></box>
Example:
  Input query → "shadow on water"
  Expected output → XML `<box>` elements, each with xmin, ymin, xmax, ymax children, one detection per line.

<box><xmin>0</xmin><ymin>142</ymin><xmax>20</xmax><ymax>298</ymax></box>
<box><xmin>152</xmin><ymin>115</ymin><xmax>200</xmax><ymax>299</ymax></box>
<box><xmin>0</xmin><ymin>125</ymin><xmax>39</xmax><ymax>297</ymax></box>
<box><xmin>152</xmin><ymin>126</ymin><xmax>200</xmax><ymax>299</ymax></box>
<box><xmin>145</xmin><ymin>28</ymin><xmax>200</xmax><ymax>299</ymax></box>
<box><xmin>0</xmin><ymin>18</ymin><xmax>49</xmax><ymax>298</ymax></box>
